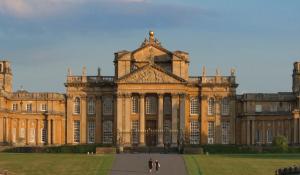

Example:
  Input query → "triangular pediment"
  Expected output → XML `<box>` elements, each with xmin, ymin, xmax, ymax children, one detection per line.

<box><xmin>117</xmin><ymin>64</ymin><xmax>186</xmax><ymax>84</ymax></box>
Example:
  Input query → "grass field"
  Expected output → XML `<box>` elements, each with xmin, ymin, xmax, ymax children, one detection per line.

<box><xmin>0</xmin><ymin>153</ymin><xmax>114</xmax><ymax>175</ymax></box>
<box><xmin>184</xmin><ymin>154</ymin><xmax>300</xmax><ymax>175</ymax></box>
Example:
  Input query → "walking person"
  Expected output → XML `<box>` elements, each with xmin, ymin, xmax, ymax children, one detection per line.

<box><xmin>148</xmin><ymin>158</ymin><xmax>153</xmax><ymax>173</ymax></box>
<box><xmin>155</xmin><ymin>160</ymin><xmax>160</xmax><ymax>173</ymax></box>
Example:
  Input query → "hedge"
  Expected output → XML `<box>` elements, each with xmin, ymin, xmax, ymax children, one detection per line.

<box><xmin>2</xmin><ymin>144</ymin><xmax>114</xmax><ymax>153</ymax></box>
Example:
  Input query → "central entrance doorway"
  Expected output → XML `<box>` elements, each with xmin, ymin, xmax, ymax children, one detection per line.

<box><xmin>145</xmin><ymin>120</ymin><xmax>157</xmax><ymax>146</ymax></box>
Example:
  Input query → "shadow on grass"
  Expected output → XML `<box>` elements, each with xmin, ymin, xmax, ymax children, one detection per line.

<box><xmin>217</xmin><ymin>154</ymin><xmax>300</xmax><ymax>160</ymax></box>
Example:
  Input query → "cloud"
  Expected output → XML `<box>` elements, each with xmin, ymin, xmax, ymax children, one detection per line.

<box><xmin>0</xmin><ymin>0</ymin><xmax>149</xmax><ymax>18</ymax></box>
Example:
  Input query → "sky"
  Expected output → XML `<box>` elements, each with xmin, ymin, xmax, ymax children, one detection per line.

<box><xmin>0</xmin><ymin>0</ymin><xmax>300</xmax><ymax>94</ymax></box>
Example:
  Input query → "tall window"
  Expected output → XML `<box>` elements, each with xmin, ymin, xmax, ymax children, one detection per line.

<box><xmin>103</xmin><ymin>121</ymin><xmax>113</xmax><ymax>144</ymax></box>
<box><xmin>103</xmin><ymin>97</ymin><xmax>113</xmax><ymax>115</ymax></box>
<box><xmin>221</xmin><ymin>97</ymin><xmax>229</xmax><ymax>115</ymax></box>
<box><xmin>190</xmin><ymin>97</ymin><xmax>199</xmax><ymax>115</ymax></box>
<box><xmin>131</xmin><ymin>96</ymin><xmax>139</xmax><ymax>114</ymax></box>
<box><xmin>255</xmin><ymin>129</ymin><xmax>261</xmax><ymax>144</ymax></box>
<box><xmin>41</xmin><ymin>120</ymin><xmax>47</xmax><ymax>143</ymax></box>
<box><xmin>131</xmin><ymin>120</ymin><xmax>139</xmax><ymax>144</ymax></box>
<box><xmin>190</xmin><ymin>121</ymin><xmax>200</xmax><ymax>144</ymax></box>
<box><xmin>12</xmin><ymin>103</ymin><xmax>18</xmax><ymax>111</ymax></box>
<box><xmin>164</xmin><ymin>96</ymin><xmax>172</xmax><ymax>115</ymax></box>
<box><xmin>267</xmin><ymin>129</ymin><xmax>273</xmax><ymax>143</ymax></box>
<box><xmin>88</xmin><ymin>121</ymin><xmax>95</xmax><ymax>143</ymax></box>
<box><xmin>221</xmin><ymin>121</ymin><xmax>230</xmax><ymax>144</ymax></box>
<box><xmin>41</xmin><ymin>104</ymin><xmax>47</xmax><ymax>112</ymax></box>
<box><xmin>255</xmin><ymin>105</ymin><xmax>262</xmax><ymax>113</ymax></box>
<box><xmin>73</xmin><ymin>120</ymin><xmax>80</xmax><ymax>143</ymax></box>
<box><xmin>74</xmin><ymin>97</ymin><xmax>80</xmax><ymax>114</ymax></box>
<box><xmin>26</xmin><ymin>103</ymin><xmax>32</xmax><ymax>112</ymax></box>
<box><xmin>164</xmin><ymin>120</ymin><xmax>172</xmax><ymax>144</ymax></box>
<box><xmin>88</xmin><ymin>98</ymin><xmax>95</xmax><ymax>115</ymax></box>
<box><xmin>208</xmin><ymin>122</ymin><xmax>215</xmax><ymax>144</ymax></box>
<box><xmin>208</xmin><ymin>98</ymin><xmax>215</xmax><ymax>115</ymax></box>
<box><xmin>146</xmin><ymin>96</ymin><xmax>157</xmax><ymax>115</ymax></box>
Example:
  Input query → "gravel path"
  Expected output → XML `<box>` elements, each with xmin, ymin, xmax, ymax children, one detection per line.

<box><xmin>110</xmin><ymin>153</ymin><xmax>188</xmax><ymax>175</ymax></box>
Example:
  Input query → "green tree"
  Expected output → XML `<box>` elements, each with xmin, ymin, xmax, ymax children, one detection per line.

<box><xmin>272</xmin><ymin>136</ymin><xmax>288</xmax><ymax>152</ymax></box>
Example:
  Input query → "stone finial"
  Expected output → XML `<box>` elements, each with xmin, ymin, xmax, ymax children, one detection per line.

<box><xmin>67</xmin><ymin>67</ymin><xmax>72</xmax><ymax>76</ymax></box>
<box><xmin>149</xmin><ymin>30</ymin><xmax>154</xmax><ymax>42</ymax></box>
<box><xmin>202</xmin><ymin>66</ymin><xmax>206</xmax><ymax>76</ymax></box>
<box><xmin>82</xmin><ymin>66</ymin><xmax>87</xmax><ymax>76</ymax></box>
<box><xmin>97</xmin><ymin>67</ymin><xmax>101</xmax><ymax>76</ymax></box>
<box><xmin>230</xmin><ymin>68</ymin><xmax>236</xmax><ymax>76</ymax></box>
<box><xmin>216</xmin><ymin>68</ymin><xmax>221</xmax><ymax>76</ymax></box>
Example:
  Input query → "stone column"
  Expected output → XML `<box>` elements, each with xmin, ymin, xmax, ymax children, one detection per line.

<box><xmin>171</xmin><ymin>94</ymin><xmax>179</xmax><ymax>146</ymax></box>
<box><xmin>52</xmin><ymin>119</ymin><xmax>56</xmax><ymax>144</ymax></box>
<box><xmin>246</xmin><ymin>119</ymin><xmax>250</xmax><ymax>145</ymax></box>
<box><xmin>262</xmin><ymin>120</ymin><xmax>265</xmax><ymax>144</ymax></box>
<box><xmin>47</xmin><ymin>119</ymin><xmax>51</xmax><ymax>145</ymax></box>
<box><xmin>179</xmin><ymin>94</ymin><xmax>186</xmax><ymax>133</ymax></box>
<box><xmin>26</xmin><ymin>119</ymin><xmax>29</xmax><ymax>145</ymax></box>
<box><xmin>36</xmin><ymin>119</ymin><xmax>40</xmax><ymax>145</ymax></box>
<box><xmin>139</xmin><ymin>94</ymin><xmax>145</xmax><ymax>146</ymax></box>
<box><xmin>293</xmin><ymin>118</ymin><xmax>297</xmax><ymax>144</ymax></box>
<box><xmin>116</xmin><ymin>93</ymin><xmax>123</xmax><ymax>145</ymax></box>
<box><xmin>0</xmin><ymin>117</ymin><xmax>3</xmax><ymax>143</ymax></box>
<box><xmin>66</xmin><ymin>95</ymin><xmax>73</xmax><ymax>144</ymax></box>
<box><xmin>95</xmin><ymin>96</ymin><xmax>102</xmax><ymax>143</ymax></box>
<box><xmin>124</xmin><ymin>94</ymin><xmax>131</xmax><ymax>145</ymax></box>
<box><xmin>80</xmin><ymin>96</ymin><xmax>87</xmax><ymax>144</ymax></box>
<box><xmin>251</xmin><ymin>120</ymin><xmax>255</xmax><ymax>145</ymax></box>
<box><xmin>158</xmin><ymin>93</ymin><xmax>164</xmax><ymax>147</ymax></box>
<box><xmin>5</xmin><ymin>118</ymin><xmax>9</xmax><ymax>143</ymax></box>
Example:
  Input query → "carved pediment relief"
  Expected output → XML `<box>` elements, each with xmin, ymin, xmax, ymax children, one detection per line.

<box><xmin>118</xmin><ymin>65</ymin><xmax>184</xmax><ymax>84</ymax></box>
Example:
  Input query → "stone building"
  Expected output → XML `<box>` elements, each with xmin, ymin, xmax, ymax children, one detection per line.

<box><xmin>0</xmin><ymin>31</ymin><xmax>299</xmax><ymax>147</ymax></box>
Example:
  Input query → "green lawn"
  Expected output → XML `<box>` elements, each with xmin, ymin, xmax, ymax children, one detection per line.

<box><xmin>184</xmin><ymin>154</ymin><xmax>300</xmax><ymax>175</ymax></box>
<box><xmin>0</xmin><ymin>153</ymin><xmax>114</xmax><ymax>175</ymax></box>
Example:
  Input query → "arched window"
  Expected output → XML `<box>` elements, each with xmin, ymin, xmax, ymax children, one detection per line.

<box><xmin>74</xmin><ymin>97</ymin><xmax>80</xmax><ymax>114</ymax></box>
<box><xmin>208</xmin><ymin>98</ymin><xmax>215</xmax><ymax>115</ymax></box>
<box><xmin>88</xmin><ymin>97</ymin><xmax>95</xmax><ymax>114</ymax></box>
<box><xmin>221</xmin><ymin>97</ymin><xmax>229</xmax><ymax>115</ymax></box>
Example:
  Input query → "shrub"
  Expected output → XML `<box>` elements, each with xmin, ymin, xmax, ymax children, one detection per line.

<box><xmin>272</xmin><ymin>136</ymin><xmax>288</xmax><ymax>153</ymax></box>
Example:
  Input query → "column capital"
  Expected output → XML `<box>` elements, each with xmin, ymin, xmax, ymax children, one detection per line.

<box><xmin>171</xmin><ymin>93</ymin><xmax>179</xmax><ymax>97</ymax></box>
<box><xmin>124</xmin><ymin>93</ymin><xmax>131</xmax><ymax>98</ymax></box>
<box><xmin>139</xmin><ymin>93</ymin><xmax>145</xmax><ymax>98</ymax></box>
<box><xmin>158</xmin><ymin>93</ymin><xmax>164</xmax><ymax>98</ymax></box>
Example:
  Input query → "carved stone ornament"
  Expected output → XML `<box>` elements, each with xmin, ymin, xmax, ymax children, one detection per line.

<box><xmin>120</xmin><ymin>66</ymin><xmax>180</xmax><ymax>84</ymax></box>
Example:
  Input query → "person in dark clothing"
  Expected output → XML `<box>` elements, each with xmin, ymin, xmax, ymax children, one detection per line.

<box><xmin>148</xmin><ymin>158</ymin><xmax>153</xmax><ymax>173</ymax></box>
<box><xmin>155</xmin><ymin>160</ymin><xmax>160</xmax><ymax>172</ymax></box>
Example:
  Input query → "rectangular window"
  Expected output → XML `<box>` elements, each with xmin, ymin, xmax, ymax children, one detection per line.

<box><xmin>190</xmin><ymin>121</ymin><xmax>200</xmax><ymax>144</ymax></box>
<box><xmin>208</xmin><ymin>122</ymin><xmax>215</xmax><ymax>144</ymax></box>
<box><xmin>131</xmin><ymin>96</ymin><xmax>139</xmax><ymax>114</ymax></box>
<box><xmin>163</xmin><ymin>96</ymin><xmax>172</xmax><ymax>115</ymax></box>
<box><xmin>164</xmin><ymin>120</ymin><xmax>172</xmax><ymax>144</ymax></box>
<box><xmin>255</xmin><ymin>129</ymin><xmax>261</xmax><ymax>144</ymax></box>
<box><xmin>221</xmin><ymin>98</ymin><xmax>230</xmax><ymax>115</ymax></box>
<box><xmin>26</xmin><ymin>103</ymin><xmax>32</xmax><ymax>112</ymax></box>
<box><xmin>146</xmin><ymin>96</ymin><xmax>157</xmax><ymax>115</ymax></box>
<box><xmin>12</xmin><ymin>103</ymin><xmax>18</xmax><ymax>111</ymax></box>
<box><xmin>73</xmin><ymin>120</ymin><xmax>80</xmax><ymax>143</ymax></box>
<box><xmin>255</xmin><ymin>105</ymin><xmax>262</xmax><ymax>113</ymax></box>
<box><xmin>267</xmin><ymin>129</ymin><xmax>273</xmax><ymax>144</ymax></box>
<box><xmin>103</xmin><ymin>97</ymin><xmax>113</xmax><ymax>115</ymax></box>
<box><xmin>41</xmin><ymin>104</ymin><xmax>47</xmax><ymax>112</ymax></box>
<box><xmin>190</xmin><ymin>97</ymin><xmax>199</xmax><ymax>115</ymax></box>
<box><xmin>221</xmin><ymin>121</ymin><xmax>230</xmax><ymax>144</ymax></box>
<box><xmin>41</xmin><ymin>120</ymin><xmax>47</xmax><ymax>143</ymax></box>
<box><xmin>131</xmin><ymin>120</ymin><xmax>139</xmax><ymax>144</ymax></box>
<box><xmin>88</xmin><ymin>121</ymin><xmax>96</xmax><ymax>143</ymax></box>
<box><xmin>103</xmin><ymin>120</ymin><xmax>113</xmax><ymax>144</ymax></box>
<box><xmin>88</xmin><ymin>98</ymin><xmax>95</xmax><ymax>115</ymax></box>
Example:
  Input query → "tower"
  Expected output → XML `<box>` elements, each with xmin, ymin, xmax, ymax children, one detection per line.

<box><xmin>0</xmin><ymin>60</ymin><xmax>13</xmax><ymax>93</ymax></box>
<box><xmin>293</xmin><ymin>62</ymin><xmax>300</xmax><ymax>93</ymax></box>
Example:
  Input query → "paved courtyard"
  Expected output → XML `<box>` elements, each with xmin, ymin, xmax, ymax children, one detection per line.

<box><xmin>110</xmin><ymin>153</ymin><xmax>188</xmax><ymax>175</ymax></box>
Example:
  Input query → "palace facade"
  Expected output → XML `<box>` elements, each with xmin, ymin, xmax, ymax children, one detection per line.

<box><xmin>0</xmin><ymin>31</ymin><xmax>300</xmax><ymax>147</ymax></box>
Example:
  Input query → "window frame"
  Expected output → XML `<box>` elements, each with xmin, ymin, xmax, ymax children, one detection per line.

<box><xmin>74</xmin><ymin>97</ymin><xmax>81</xmax><ymax>115</ymax></box>
<box><xmin>87</xmin><ymin>97</ymin><xmax>95</xmax><ymax>115</ymax></box>
<box><xmin>73</xmin><ymin>120</ymin><xmax>80</xmax><ymax>143</ymax></box>
<box><xmin>190</xmin><ymin>97</ymin><xmax>199</xmax><ymax>115</ymax></box>
<box><xmin>208</xmin><ymin>98</ymin><xmax>215</xmax><ymax>116</ymax></box>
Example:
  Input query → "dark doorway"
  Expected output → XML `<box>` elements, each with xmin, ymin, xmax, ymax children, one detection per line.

<box><xmin>145</xmin><ymin>120</ymin><xmax>157</xmax><ymax>146</ymax></box>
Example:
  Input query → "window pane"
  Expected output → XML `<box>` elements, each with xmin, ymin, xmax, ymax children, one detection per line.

<box><xmin>221</xmin><ymin>121</ymin><xmax>230</xmax><ymax>144</ymax></box>
<box><xmin>208</xmin><ymin>122</ymin><xmax>214</xmax><ymax>144</ymax></box>
<box><xmin>208</xmin><ymin>98</ymin><xmax>215</xmax><ymax>115</ymax></box>
<box><xmin>190</xmin><ymin>97</ymin><xmax>199</xmax><ymax>115</ymax></box>
<box><xmin>190</xmin><ymin>121</ymin><xmax>200</xmax><ymax>144</ymax></box>
<box><xmin>88</xmin><ymin>98</ymin><xmax>95</xmax><ymax>115</ymax></box>
<box><xmin>88</xmin><ymin>121</ymin><xmax>95</xmax><ymax>143</ymax></box>
<box><xmin>103</xmin><ymin>120</ymin><xmax>113</xmax><ymax>144</ymax></box>
<box><xmin>73</xmin><ymin>120</ymin><xmax>80</xmax><ymax>143</ymax></box>
<box><xmin>131</xmin><ymin>120</ymin><xmax>139</xmax><ymax>144</ymax></box>
<box><xmin>131</xmin><ymin>96</ymin><xmax>139</xmax><ymax>114</ymax></box>
<box><xmin>103</xmin><ymin>97</ymin><xmax>113</xmax><ymax>115</ymax></box>
<box><xmin>74</xmin><ymin>97</ymin><xmax>80</xmax><ymax>114</ymax></box>
<box><xmin>221</xmin><ymin>97</ymin><xmax>229</xmax><ymax>115</ymax></box>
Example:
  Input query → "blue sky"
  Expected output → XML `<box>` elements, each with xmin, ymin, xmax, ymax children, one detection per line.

<box><xmin>0</xmin><ymin>0</ymin><xmax>300</xmax><ymax>93</ymax></box>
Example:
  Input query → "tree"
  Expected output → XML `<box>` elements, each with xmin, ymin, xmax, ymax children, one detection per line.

<box><xmin>272</xmin><ymin>136</ymin><xmax>288</xmax><ymax>152</ymax></box>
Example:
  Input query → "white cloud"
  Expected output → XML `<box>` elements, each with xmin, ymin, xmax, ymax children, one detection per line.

<box><xmin>0</xmin><ymin>0</ymin><xmax>147</xmax><ymax>18</ymax></box>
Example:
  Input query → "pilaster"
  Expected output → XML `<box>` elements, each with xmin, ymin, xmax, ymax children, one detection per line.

<box><xmin>139</xmin><ymin>93</ymin><xmax>145</xmax><ymax>146</ymax></box>
<box><xmin>171</xmin><ymin>93</ymin><xmax>179</xmax><ymax>146</ymax></box>
<box><xmin>158</xmin><ymin>93</ymin><xmax>164</xmax><ymax>147</ymax></box>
